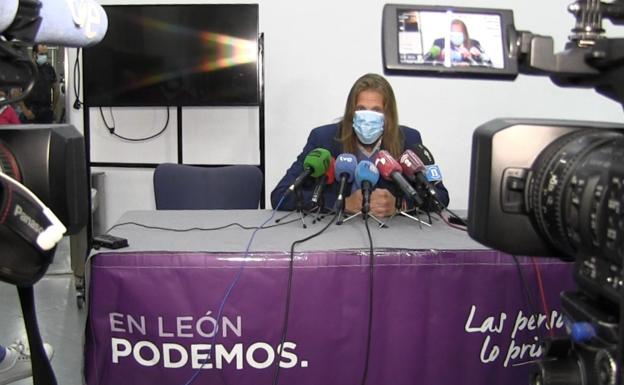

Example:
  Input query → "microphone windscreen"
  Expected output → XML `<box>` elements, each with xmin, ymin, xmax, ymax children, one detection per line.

<box><xmin>429</xmin><ymin>45</ymin><xmax>441</xmax><ymax>58</ymax></box>
<box><xmin>36</xmin><ymin>0</ymin><xmax>109</xmax><ymax>47</ymax></box>
<box><xmin>334</xmin><ymin>153</ymin><xmax>357</xmax><ymax>183</ymax></box>
<box><xmin>355</xmin><ymin>160</ymin><xmax>379</xmax><ymax>189</ymax></box>
<box><xmin>374</xmin><ymin>150</ymin><xmax>402</xmax><ymax>180</ymax></box>
<box><xmin>412</xmin><ymin>143</ymin><xmax>435</xmax><ymax>165</ymax></box>
<box><xmin>399</xmin><ymin>149</ymin><xmax>426</xmax><ymax>179</ymax></box>
<box><xmin>325</xmin><ymin>157</ymin><xmax>336</xmax><ymax>184</ymax></box>
<box><xmin>303</xmin><ymin>148</ymin><xmax>332</xmax><ymax>178</ymax></box>
<box><xmin>0</xmin><ymin>0</ymin><xmax>19</xmax><ymax>33</ymax></box>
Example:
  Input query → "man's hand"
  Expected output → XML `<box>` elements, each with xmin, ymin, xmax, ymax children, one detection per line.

<box><xmin>370</xmin><ymin>189</ymin><xmax>396</xmax><ymax>218</ymax></box>
<box><xmin>345</xmin><ymin>190</ymin><xmax>363</xmax><ymax>214</ymax></box>
<box><xmin>458</xmin><ymin>46</ymin><xmax>471</xmax><ymax>59</ymax></box>
<box><xmin>345</xmin><ymin>188</ymin><xmax>396</xmax><ymax>217</ymax></box>
<box><xmin>469</xmin><ymin>46</ymin><xmax>482</xmax><ymax>58</ymax></box>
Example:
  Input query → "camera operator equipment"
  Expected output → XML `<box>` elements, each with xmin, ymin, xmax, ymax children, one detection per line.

<box><xmin>0</xmin><ymin>1</ymin><xmax>106</xmax><ymax>384</ymax></box>
<box><xmin>382</xmin><ymin>1</ymin><xmax>624</xmax><ymax>384</ymax></box>
<box><xmin>469</xmin><ymin>118</ymin><xmax>624</xmax><ymax>385</ymax></box>
<box><xmin>467</xmin><ymin>2</ymin><xmax>624</xmax><ymax>384</ymax></box>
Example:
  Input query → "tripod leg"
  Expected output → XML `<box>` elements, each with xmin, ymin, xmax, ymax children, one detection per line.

<box><xmin>275</xmin><ymin>210</ymin><xmax>296</xmax><ymax>223</ymax></box>
<box><xmin>341</xmin><ymin>212</ymin><xmax>361</xmax><ymax>223</ymax></box>
<box><xmin>398</xmin><ymin>210</ymin><xmax>431</xmax><ymax>227</ymax></box>
<box><xmin>298</xmin><ymin>210</ymin><xmax>308</xmax><ymax>229</ymax></box>
<box><xmin>367</xmin><ymin>213</ymin><xmax>388</xmax><ymax>228</ymax></box>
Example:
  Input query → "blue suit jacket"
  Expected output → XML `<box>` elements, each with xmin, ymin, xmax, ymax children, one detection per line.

<box><xmin>270</xmin><ymin>123</ymin><xmax>450</xmax><ymax>211</ymax></box>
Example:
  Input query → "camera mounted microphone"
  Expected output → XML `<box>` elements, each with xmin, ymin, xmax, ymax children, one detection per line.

<box><xmin>1</xmin><ymin>0</ymin><xmax>108</xmax><ymax>47</ymax></box>
<box><xmin>374</xmin><ymin>150</ymin><xmax>424</xmax><ymax>206</ymax></box>
<box><xmin>0</xmin><ymin>0</ymin><xmax>19</xmax><ymax>33</ymax></box>
<box><xmin>355</xmin><ymin>160</ymin><xmax>380</xmax><ymax>215</ymax></box>
<box><xmin>287</xmin><ymin>147</ymin><xmax>331</xmax><ymax>194</ymax></box>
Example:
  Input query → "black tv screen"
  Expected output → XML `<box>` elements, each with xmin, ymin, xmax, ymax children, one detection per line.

<box><xmin>83</xmin><ymin>4</ymin><xmax>259</xmax><ymax>107</ymax></box>
<box><xmin>383</xmin><ymin>4</ymin><xmax>518</xmax><ymax>79</ymax></box>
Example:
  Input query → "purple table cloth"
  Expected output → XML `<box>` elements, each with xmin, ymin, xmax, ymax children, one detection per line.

<box><xmin>85</xmin><ymin>248</ymin><xmax>574</xmax><ymax>385</ymax></box>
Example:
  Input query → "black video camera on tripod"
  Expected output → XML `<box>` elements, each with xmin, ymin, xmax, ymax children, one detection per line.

<box><xmin>383</xmin><ymin>1</ymin><xmax>624</xmax><ymax>384</ymax></box>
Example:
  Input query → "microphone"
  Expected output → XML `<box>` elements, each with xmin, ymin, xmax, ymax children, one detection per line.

<box><xmin>374</xmin><ymin>150</ymin><xmax>423</xmax><ymax>206</ymax></box>
<box><xmin>326</xmin><ymin>156</ymin><xmax>336</xmax><ymax>185</ymax></box>
<box><xmin>2</xmin><ymin>0</ymin><xmax>108</xmax><ymax>47</ymax></box>
<box><xmin>399</xmin><ymin>149</ymin><xmax>439</xmax><ymax>205</ymax></box>
<box><xmin>288</xmin><ymin>148</ymin><xmax>331</xmax><ymax>194</ymax></box>
<box><xmin>355</xmin><ymin>160</ymin><xmax>379</xmax><ymax>215</ymax></box>
<box><xmin>424</xmin><ymin>45</ymin><xmax>441</xmax><ymax>61</ymax></box>
<box><xmin>311</xmin><ymin>156</ymin><xmax>335</xmax><ymax>205</ymax></box>
<box><xmin>411</xmin><ymin>143</ymin><xmax>443</xmax><ymax>184</ymax></box>
<box><xmin>0</xmin><ymin>0</ymin><xmax>19</xmax><ymax>33</ymax></box>
<box><xmin>412</xmin><ymin>143</ymin><xmax>435</xmax><ymax>164</ymax></box>
<box><xmin>333</xmin><ymin>153</ymin><xmax>357</xmax><ymax>211</ymax></box>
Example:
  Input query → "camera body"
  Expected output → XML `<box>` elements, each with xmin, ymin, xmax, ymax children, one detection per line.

<box><xmin>467</xmin><ymin>119</ymin><xmax>624</xmax><ymax>304</ymax></box>
<box><xmin>382</xmin><ymin>1</ymin><xmax>624</xmax><ymax>384</ymax></box>
<box><xmin>0</xmin><ymin>125</ymin><xmax>88</xmax><ymax>285</ymax></box>
<box><xmin>468</xmin><ymin>120</ymin><xmax>623</xmax><ymax>385</ymax></box>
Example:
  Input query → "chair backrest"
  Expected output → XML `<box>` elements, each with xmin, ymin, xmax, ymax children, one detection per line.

<box><xmin>153</xmin><ymin>163</ymin><xmax>263</xmax><ymax>210</ymax></box>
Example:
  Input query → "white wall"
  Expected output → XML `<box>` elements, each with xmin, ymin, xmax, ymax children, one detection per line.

<box><xmin>67</xmin><ymin>0</ymin><xmax>624</xmax><ymax>232</ymax></box>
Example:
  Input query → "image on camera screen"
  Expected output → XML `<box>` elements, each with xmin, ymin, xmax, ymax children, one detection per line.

<box><xmin>397</xmin><ymin>9</ymin><xmax>505</xmax><ymax>69</ymax></box>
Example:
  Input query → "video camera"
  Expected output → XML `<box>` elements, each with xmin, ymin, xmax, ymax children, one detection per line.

<box><xmin>0</xmin><ymin>0</ymin><xmax>102</xmax><ymax>383</ymax></box>
<box><xmin>470</xmin><ymin>117</ymin><xmax>623</xmax><ymax>385</ymax></box>
<box><xmin>382</xmin><ymin>1</ymin><xmax>624</xmax><ymax>384</ymax></box>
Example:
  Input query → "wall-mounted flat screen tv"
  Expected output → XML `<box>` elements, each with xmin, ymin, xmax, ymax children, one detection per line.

<box><xmin>83</xmin><ymin>4</ymin><xmax>259</xmax><ymax>107</ymax></box>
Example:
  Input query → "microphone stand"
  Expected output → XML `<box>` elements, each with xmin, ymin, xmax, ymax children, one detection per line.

<box><xmin>339</xmin><ymin>182</ymin><xmax>386</xmax><ymax>227</ymax></box>
<box><xmin>332</xmin><ymin>178</ymin><xmax>350</xmax><ymax>225</ymax></box>
<box><xmin>395</xmin><ymin>208</ymin><xmax>432</xmax><ymax>227</ymax></box>
<box><xmin>308</xmin><ymin>176</ymin><xmax>328</xmax><ymax>224</ymax></box>
<box><xmin>275</xmin><ymin>188</ymin><xmax>308</xmax><ymax>228</ymax></box>
<box><xmin>307</xmin><ymin>205</ymin><xmax>324</xmax><ymax>224</ymax></box>
<box><xmin>308</xmin><ymin>196</ymin><xmax>331</xmax><ymax>225</ymax></box>
<box><xmin>341</xmin><ymin>211</ymin><xmax>386</xmax><ymax>227</ymax></box>
<box><xmin>335</xmin><ymin>206</ymin><xmax>346</xmax><ymax>225</ymax></box>
<box><xmin>382</xmin><ymin>197</ymin><xmax>432</xmax><ymax>228</ymax></box>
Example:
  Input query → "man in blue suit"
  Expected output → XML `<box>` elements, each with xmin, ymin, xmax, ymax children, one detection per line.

<box><xmin>271</xmin><ymin>73</ymin><xmax>449</xmax><ymax>217</ymax></box>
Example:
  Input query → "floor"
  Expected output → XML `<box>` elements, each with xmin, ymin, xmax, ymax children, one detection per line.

<box><xmin>0</xmin><ymin>237</ymin><xmax>85</xmax><ymax>385</ymax></box>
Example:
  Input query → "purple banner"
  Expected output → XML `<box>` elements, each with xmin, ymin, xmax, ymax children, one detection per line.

<box><xmin>85</xmin><ymin>249</ymin><xmax>574</xmax><ymax>385</ymax></box>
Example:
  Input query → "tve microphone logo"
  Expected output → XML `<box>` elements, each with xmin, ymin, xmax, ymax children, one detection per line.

<box><xmin>425</xmin><ymin>165</ymin><xmax>442</xmax><ymax>182</ymax></box>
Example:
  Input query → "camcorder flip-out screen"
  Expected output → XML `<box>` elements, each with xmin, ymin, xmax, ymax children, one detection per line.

<box><xmin>383</xmin><ymin>4</ymin><xmax>518</xmax><ymax>79</ymax></box>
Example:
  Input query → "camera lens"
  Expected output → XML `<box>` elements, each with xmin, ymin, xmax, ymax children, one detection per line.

<box><xmin>531</xmin><ymin>356</ymin><xmax>584</xmax><ymax>385</ymax></box>
<box><xmin>595</xmin><ymin>349</ymin><xmax>617</xmax><ymax>385</ymax></box>
<box><xmin>528</xmin><ymin>129</ymin><xmax>624</xmax><ymax>260</ymax></box>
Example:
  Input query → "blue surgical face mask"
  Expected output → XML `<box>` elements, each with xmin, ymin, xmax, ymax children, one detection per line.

<box><xmin>36</xmin><ymin>54</ymin><xmax>48</xmax><ymax>65</ymax></box>
<box><xmin>353</xmin><ymin>110</ymin><xmax>384</xmax><ymax>145</ymax></box>
<box><xmin>450</xmin><ymin>31</ymin><xmax>465</xmax><ymax>46</ymax></box>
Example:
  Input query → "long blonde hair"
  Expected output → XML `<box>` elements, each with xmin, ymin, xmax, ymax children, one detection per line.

<box><xmin>451</xmin><ymin>19</ymin><xmax>473</xmax><ymax>49</ymax></box>
<box><xmin>338</xmin><ymin>73</ymin><xmax>403</xmax><ymax>158</ymax></box>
